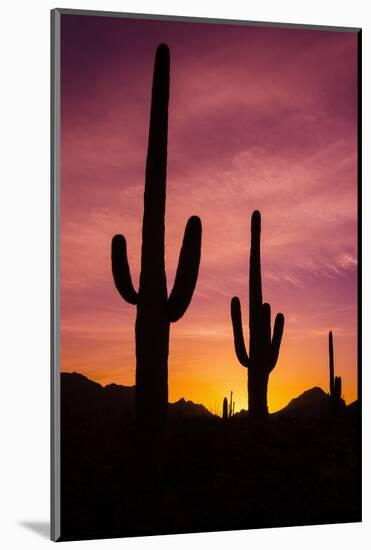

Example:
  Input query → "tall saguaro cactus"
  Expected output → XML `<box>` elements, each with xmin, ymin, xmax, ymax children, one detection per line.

<box><xmin>231</xmin><ymin>211</ymin><xmax>284</xmax><ymax>421</ymax></box>
<box><xmin>329</xmin><ymin>331</ymin><xmax>342</xmax><ymax>401</ymax></box>
<box><xmin>111</xmin><ymin>44</ymin><xmax>202</xmax><ymax>429</ymax></box>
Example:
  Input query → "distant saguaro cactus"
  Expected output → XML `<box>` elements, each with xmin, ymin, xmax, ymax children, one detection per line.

<box><xmin>231</xmin><ymin>211</ymin><xmax>284</xmax><ymax>421</ymax></box>
<box><xmin>222</xmin><ymin>397</ymin><xmax>228</xmax><ymax>421</ymax></box>
<box><xmin>112</xmin><ymin>45</ymin><xmax>202</xmax><ymax>429</ymax></box>
<box><xmin>329</xmin><ymin>331</ymin><xmax>342</xmax><ymax>401</ymax></box>
<box><xmin>229</xmin><ymin>391</ymin><xmax>233</xmax><ymax>418</ymax></box>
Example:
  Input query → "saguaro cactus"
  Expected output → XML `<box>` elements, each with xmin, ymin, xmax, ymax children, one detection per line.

<box><xmin>329</xmin><ymin>330</ymin><xmax>334</xmax><ymax>396</ymax></box>
<box><xmin>329</xmin><ymin>331</ymin><xmax>342</xmax><ymax>401</ymax></box>
<box><xmin>222</xmin><ymin>397</ymin><xmax>228</xmax><ymax>421</ymax></box>
<box><xmin>229</xmin><ymin>391</ymin><xmax>233</xmax><ymax>418</ymax></box>
<box><xmin>231</xmin><ymin>211</ymin><xmax>284</xmax><ymax>421</ymax></box>
<box><xmin>112</xmin><ymin>44</ymin><xmax>202</xmax><ymax>429</ymax></box>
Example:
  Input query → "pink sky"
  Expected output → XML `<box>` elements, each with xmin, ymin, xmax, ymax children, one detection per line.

<box><xmin>60</xmin><ymin>15</ymin><xmax>358</xmax><ymax>413</ymax></box>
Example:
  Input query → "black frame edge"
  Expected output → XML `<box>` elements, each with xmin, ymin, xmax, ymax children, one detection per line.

<box><xmin>53</xmin><ymin>7</ymin><xmax>361</xmax><ymax>33</ymax></box>
<box><xmin>51</xmin><ymin>7</ymin><xmax>61</xmax><ymax>543</ymax></box>
<box><xmin>357</xmin><ymin>28</ymin><xmax>362</xmax><ymax>521</ymax></box>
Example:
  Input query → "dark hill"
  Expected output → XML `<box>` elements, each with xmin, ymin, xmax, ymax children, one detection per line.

<box><xmin>61</xmin><ymin>371</ymin><xmax>136</xmax><ymax>425</ymax></box>
<box><xmin>170</xmin><ymin>397</ymin><xmax>213</xmax><ymax>419</ymax></box>
<box><xmin>348</xmin><ymin>400</ymin><xmax>359</xmax><ymax>411</ymax></box>
<box><xmin>272</xmin><ymin>386</ymin><xmax>331</xmax><ymax>419</ymax></box>
<box><xmin>233</xmin><ymin>387</ymin><xmax>348</xmax><ymax>421</ymax></box>
<box><xmin>61</xmin><ymin>372</ymin><xmax>214</xmax><ymax>421</ymax></box>
<box><xmin>347</xmin><ymin>399</ymin><xmax>360</xmax><ymax>422</ymax></box>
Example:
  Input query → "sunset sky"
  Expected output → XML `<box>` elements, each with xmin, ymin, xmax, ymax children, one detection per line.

<box><xmin>60</xmin><ymin>14</ymin><xmax>358</xmax><ymax>414</ymax></box>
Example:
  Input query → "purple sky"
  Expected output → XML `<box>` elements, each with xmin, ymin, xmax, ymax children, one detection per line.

<box><xmin>60</xmin><ymin>14</ymin><xmax>358</xmax><ymax>412</ymax></box>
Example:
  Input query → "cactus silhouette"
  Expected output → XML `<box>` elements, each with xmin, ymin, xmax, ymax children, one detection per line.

<box><xmin>222</xmin><ymin>397</ymin><xmax>228</xmax><ymax>421</ymax></box>
<box><xmin>231</xmin><ymin>210</ymin><xmax>284</xmax><ymax>421</ymax></box>
<box><xmin>229</xmin><ymin>391</ymin><xmax>233</xmax><ymax>418</ymax></box>
<box><xmin>111</xmin><ymin>44</ymin><xmax>202</xmax><ymax>429</ymax></box>
<box><xmin>329</xmin><ymin>331</ymin><xmax>342</xmax><ymax>400</ymax></box>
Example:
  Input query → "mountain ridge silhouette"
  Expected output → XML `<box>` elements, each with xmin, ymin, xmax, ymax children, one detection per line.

<box><xmin>61</xmin><ymin>371</ymin><xmax>214</xmax><ymax>420</ymax></box>
<box><xmin>61</xmin><ymin>371</ymin><xmax>351</xmax><ymax>420</ymax></box>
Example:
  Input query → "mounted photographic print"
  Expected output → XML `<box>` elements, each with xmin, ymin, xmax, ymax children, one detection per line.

<box><xmin>51</xmin><ymin>8</ymin><xmax>361</xmax><ymax>542</ymax></box>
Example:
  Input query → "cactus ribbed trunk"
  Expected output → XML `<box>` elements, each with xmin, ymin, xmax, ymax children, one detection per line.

<box><xmin>136</xmin><ymin>43</ymin><xmax>170</xmax><ymax>428</ymax></box>
<box><xmin>112</xmin><ymin>45</ymin><xmax>202</xmax><ymax>430</ymax></box>
<box><xmin>248</xmin><ymin>210</ymin><xmax>267</xmax><ymax>420</ymax></box>
<box><xmin>135</xmin><ymin>313</ymin><xmax>170</xmax><ymax>428</ymax></box>
<box><xmin>248</xmin><ymin>368</ymin><xmax>269</xmax><ymax>420</ymax></box>
<box><xmin>249</xmin><ymin>211</ymin><xmax>263</xmax><ymax>361</ymax></box>
<box><xmin>231</xmin><ymin>211</ymin><xmax>284</xmax><ymax>422</ymax></box>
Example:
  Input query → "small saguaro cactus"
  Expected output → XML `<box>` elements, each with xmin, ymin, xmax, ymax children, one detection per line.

<box><xmin>229</xmin><ymin>391</ymin><xmax>233</xmax><ymax>418</ymax></box>
<box><xmin>329</xmin><ymin>331</ymin><xmax>342</xmax><ymax>401</ymax></box>
<box><xmin>231</xmin><ymin>211</ymin><xmax>285</xmax><ymax>421</ymax></box>
<box><xmin>222</xmin><ymin>397</ymin><xmax>228</xmax><ymax>421</ymax></box>
<box><xmin>111</xmin><ymin>44</ymin><xmax>202</xmax><ymax>429</ymax></box>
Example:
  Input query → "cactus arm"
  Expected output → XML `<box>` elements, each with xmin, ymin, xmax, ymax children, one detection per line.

<box><xmin>167</xmin><ymin>216</ymin><xmax>202</xmax><ymax>322</ymax></box>
<box><xmin>231</xmin><ymin>297</ymin><xmax>250</xmax><ymax>367</ymax></box>
<box><xmin>111</xmin><ymin>234</ymin><xmax>138</xmax><ymax>305</ymax></box>
<box><xmin>269</xmin><ymin>313</ymin><xmax>284</xmax><ymax>371</ymax></box>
